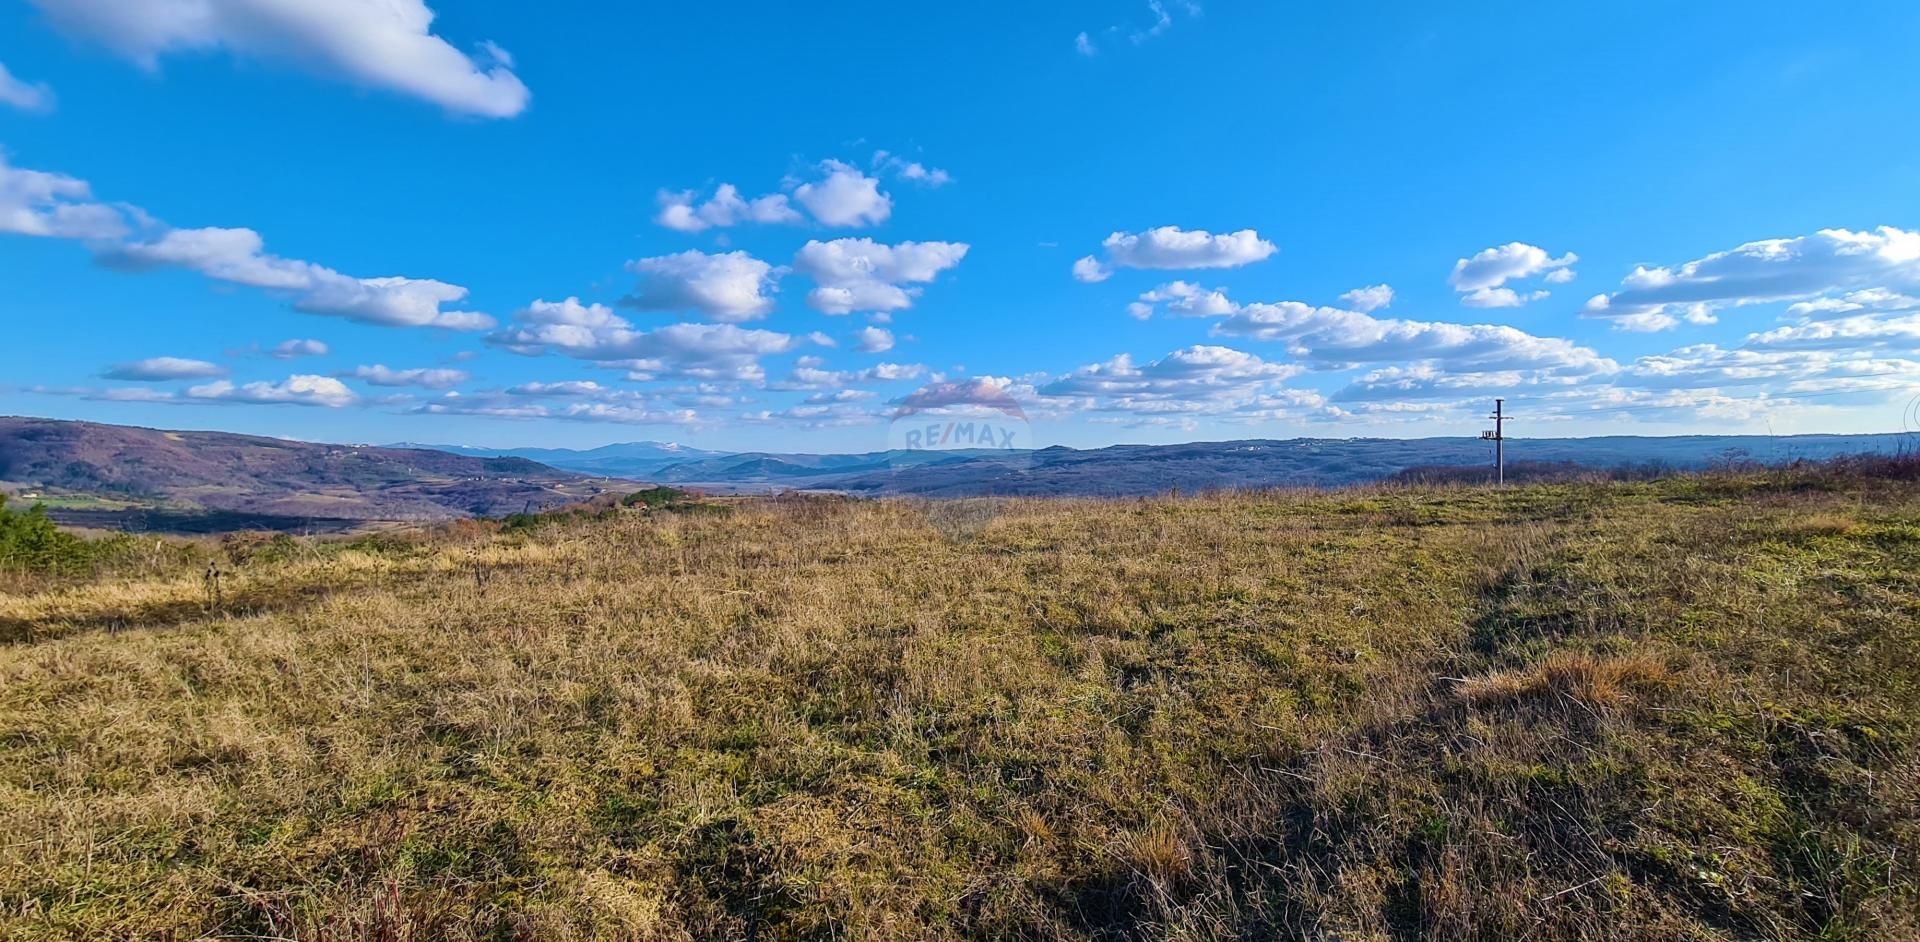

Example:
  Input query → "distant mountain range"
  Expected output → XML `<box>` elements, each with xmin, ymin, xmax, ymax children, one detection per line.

<box><xmin>1</xmin><ymin>417</ymin><xmax>631</xmax><ymax>530</ymax></box>
<box><xmin>396</xmin><ymin>431</ymin><xmax>1917</xmax><ymax>497</ymax></box>
<box><xmin>6</xmin><ymin>417</ymin><xmax>1915</xmax><ymax>534</ymax></box>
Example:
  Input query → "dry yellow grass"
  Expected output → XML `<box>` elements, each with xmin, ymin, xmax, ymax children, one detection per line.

<box><xmin>1</xmin><ymin>476</ymin><xmax>1917</xmax><ymax>940</ymax></box>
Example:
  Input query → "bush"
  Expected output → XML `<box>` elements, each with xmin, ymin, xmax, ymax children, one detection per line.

<box><xmin>0</xmin><ymin>494</ymin><xmax>114</xmax><ymax>573</ymax></box>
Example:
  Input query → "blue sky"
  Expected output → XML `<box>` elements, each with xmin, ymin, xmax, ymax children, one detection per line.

<box><xmin>4</xmin><ymin>1</ymin><xmax>1920</xmax><ymax>452</ymax></box>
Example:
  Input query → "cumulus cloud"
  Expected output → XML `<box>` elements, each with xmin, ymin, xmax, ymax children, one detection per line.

<box><xmin>504</xmin><ymin>380</ymin><xmax>610</xmax><ymax>398</ymax></box>
<box><xmin>1339</xmin><ymin>284</ymin><xmax>1394</xmax><ymax>313</ymax></box>
<box><xmin>771</xmin><ymin>358</ymin><xmax>926</xmax><ymax>391</ymax></box>
<box><xmin>1127</xmin><ymin>281</ymin><xmax>1235</xmax><ymax>319</ymax></box>
<box><xmin>1582</xmin><ymin>227</ymin><xmax>1920</xmax><ymax>331</ymax></box>
<box><xmin>490</xmin><ymin>306</ymin><xmax>799</xmax><ymax>384</ymax></box>
<box><xmin>872</xmin><ymin>151</ymin><xmax>952</xmax><ymax>187</ymax></box>
<box><xmin>1450</xmin><ymin>242</ymin><xmax>1577</xmax><ymax>308</ymax></box>
<box><xmin>0</xmin><ymin>155</ymin><xmax>130</xmax><ymax>240</ymax></box>
<box><xmin>851</xmin><ymin>326</ymin><xmax>895</xmax><ymax>353</ymax></box>
<box><xmin>102</xmin><ymin>356</ymin><xmax>227</xmax><ymax>381</ymax></box>
<box><xmin>105</xmin><ymin>226</ymin><xmax>492</xmax><ymax>329</ymax></box>
<box><xmin>270</xmin><ymin>338</ymin><xmax>329</xmax><ymax>359</ymax></box>
<box><xmin>655</xmin><ymin>184</ymin><xmax>801</xmax><ymax>232</ymax></box>
<box><xmin>623</xmin><ymin>251</ymin><xmax>781</xmax><ymax>322</ymax></box>
<box><xmin>1039</xmin><ymin>345</ymin><xmax>1308</xmax><ymax>421</ymax></box>
<box><xmin>0</xmin><ymin>62</ymin><xmax>54</xmax><ymax>112</ymax></box>
<box><xmin>2</xmin><ymin>155</ymin><xmax>487</xmax><ymax>331</ymax></box>
<box><xmin>186</xmin><ymin>374</ymin><xmax>356</xmax><ymax>407</ymax></box>
<box><xmin>792</xmin><ymin>160</ymin><xmax>892</xmax><ymax>228</ymax></box>
<box><xmin>1073</xmin><ymin>226</ymin><xmax>1276</xmax><ymax>282</ymax></box>
<box><xmin>346</xmin><ymin>364</ymin><xmax>468</xmax><ymax>389</ymax></box>
<box><xmin>27</xmin><ymin>0</ymin><xmax>530</xmax><ymax>117</ymax></box>
<box><xmin>793</xmin><ymin>238</ymin><xmax>970</xmax><ymax>315</ymax></box>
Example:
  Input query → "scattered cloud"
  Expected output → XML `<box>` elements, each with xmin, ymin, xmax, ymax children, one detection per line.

<box><xmin>851</xmin><ymin>326</ymin><xmax>896</xmax><ymax>353</ymax></box>
<box><xmin>1037</xmin><ymin>345</ymin><xmax>1320</xmax><ymax>425</ymax></box>
<box><xmin>1450</xmin><ymin>242</ymin><xmax>1577</xmax><ymax>308</ymax></box>
<box><xmin>0</xmin><ymin>155</ymin><xmax>130</xmax><ymax>240</ymax></box>
<box><xmin>1074</xmin><ymin>226</ymin><xmax>1276</xmax><ymax>282</ymax></box>
<box><xmin>794</xmin><ymin>238</ymin><xmax>970</xmax><ymax>315</ymax></box>
<box><xmin>1076</xmin><ymin>1</ymin><xmax>1200</xmax><ymax>55</ymax></box>
<box><xmin>106</xmin><ymin>226</ymin><xmax>493</xmax><ymax>329</ymax></box>
<box><xmin>1582</xmin><ymin>226</ymin><xmax>1920</xmax><ymax>331</ymax></box>
<box><xmin>346</xmin><ymin>365</ymin><xmax>469</xmax><ymax>389</ymax></box>
<box><xmin>622</xmin><ymin>251</ymin><xmax>782</xmax><ymax>322</ymax></box>
<box><xmin>0</xmin><ymin>62</ymin><xmax>54</xmax><ymax>112</ymax></box>
<box><xmin>271</xmin><ymin>338</ymin><xmax>329</xmax><ymax>359</ymax></box>
<box><xmin>102</xmin><ymin>356</ymin><xmax>227</xmax><ymax>381</ymax></box>
<box><xmin>185</xmin><ymin>374</ymin><xmax>357</xmax><ymax>407</ymax></box>
<box><xmin>503</xmin><ymin>380</ymin><xmax>610</xmax><ymax>398</ymax></box>
<box><xmin>27</xmin><ymin>0</ymin><xmax>530</xmax><ymax>117</ymax></box>
<box><xmin>872</xmin><ymin>151</ymin><xmax>952</xmax><ymax>187</ymax></box>
<box><xmin>1127</xmin><ymin>281</ymin><xmax>1235</xmax><ymax>319</ymax></box>
<box><xmin>655</xmin><ymin>184</ymin><xmax>801</xmax><ymax>233</ymax></box>
<box><xmin>490</xmin><ymin>306</ymin><xmax>799</xmax><ymax>384</ymax></box>
<box><xmin>792</xmin><ymin>159</ymin><xmax>892</xmax><ymax>228</ymax></box>
<box><xmin>1339</xmin><ymin>284</ymin><xmax>1394</xmax><ymax>313</ymax></box>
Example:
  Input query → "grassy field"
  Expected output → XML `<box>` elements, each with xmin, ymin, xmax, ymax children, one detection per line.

<box><xmin>1</xmin><ymin>471</ymin><xmax>1917</xmax><ymax>940</ymax></box>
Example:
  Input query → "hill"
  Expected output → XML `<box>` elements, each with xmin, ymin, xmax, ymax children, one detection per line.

<box><xmin>425</xmin><ymin>433</ymin><xmax>1916</xmax><ymax>496</ymax></box>
<box><xmin>2</xmin><ymin>462</ymin><xmax>1915</xmax><ymax>939</ymax></box>
<box><xmin>0</xmin><ymin>416</ymin><xmax>629</xmax><ymax>527</ymax></box>
<box><xmin>391</xmin><ymin>440</ymin><xmax>731</xmax><ymax>479</ymax></box>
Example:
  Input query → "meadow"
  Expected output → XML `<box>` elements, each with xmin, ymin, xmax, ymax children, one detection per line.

<box><xmin>1</xmin><ymin>468</ymin><xmax>1916</xmax><ymax>940</ymax></box>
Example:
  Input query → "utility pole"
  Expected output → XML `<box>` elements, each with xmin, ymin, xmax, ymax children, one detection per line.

<box><xmin>1481</xmin><ymin>398</ymin><xmax>1506</xmax><ymax>485</ymax></box>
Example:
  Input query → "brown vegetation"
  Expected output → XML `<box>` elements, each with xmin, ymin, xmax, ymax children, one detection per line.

<box><xmin>2</xmin><ymin>470</ymin><xmax>1917</xmax><ymax>940</ymax></box>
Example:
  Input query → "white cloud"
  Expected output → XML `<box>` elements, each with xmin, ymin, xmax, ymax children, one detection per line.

<box><xmin>1338</xmin><ymin>284</ymin><xmax>1394</xmax><ymax>313</ymax></box>
<box><xmin>793</xmin><ymin>238</ymin><xmax>970</xmax><ymax>315</ymax></box>
<box><xmin>851</xmin><ymin>326</ymin><xmax>895</xmax><ymax>353</ymax></box>
<box><xmin>1075</xmin><ymin>31</ymin><xmax>1097</xmax><ymax>56</ymax></box>
<box><xmin>1784</xmin><ymin>288</ymin><xmax>1920</xmax><ymax>320</ymax></box>
<box><xmin>102</xmin><ymin>356</ymin><xmax>227</xmax><ymax>381</ymax></box>
<box><xmin>1459</xmin><ymin>286</ymin><xmax>1550</xmax><ymax>309</ymax></box>
<box><xmin>771</xmin><ymin>359</ymin><xmax>926</xmax><ymax>391</ymax></box>
<box><xmin>1072</xmin><ymin>255</ymin><xmax>1111</xmax><ymax>283</ymax></box>
<box><xmin>28</xmin><ymin>0</ymin><xmax>530</xmax><ymax>117</ymax></box>
<box><xmin>1036</xmin><ymin>345</ymin><xmax>1322</xmax><ymax>425</ymax></box>
<box><xmin>347</xmin><ymin>364</ymin><xmax>468</xmax><ymax>389</ymax></box>
<box><xmin>1075</xmin><ymin>226</ymin><xmax>1277</xmax><ymax>281</ymax></box>
<box><xmin>1220</xmin><ymin>301</ymin><xmax>1612</xmax><ymax>375</ymax></box>
<box><xmin>503</xmin><ymin>380</ymin><xmax>608</xmax><ymax>397</ymax></box>
<box><xmin>655</xmin><ymin>184</ymin><xmax>801</xmax><ymax>232</ymax></box>
<box><xmin>0</xmin><ymin>155</ymin><xmax>130</xmax><ymax>240</ymax></box>
<box><xmin>1449</xmin><ymin>242</ymin><xmax>1577</xmax><ymax>308</ymax></box>
<box><xmin>1127</xmin><ymin>281</ymin><xmax>1236</xmax><ymax>319</ymax></box>
<box><xmin>270</xmin><ymin>338</ymin><xmax>329</xmax><ymax>359</ymax></box>
<box><xmin>0</xmin><ymin>62</ymin><xmax>54</xmax><ymax>112</ymax></box>
<box><xmin>623</xmin><ymin>251</ymin><xmax>781</xmax><ymax>322</ymax></box>
<box><xmin>2</xmin><ymin>155</ymin><xmax>487</xmax><ymax>330</ymax></box>
<box><xmin>490</xmin><ymin>314</ymin><xmax>798</xmax><ymax>384</ymax></box>
<box><xmin>872</xmin><ymin>151</ymin><xmax>953</xmax><ymax>187</ymax></box>
<box><xmin>791</xmin><ymin>160</ymin><xmax>892</xmax><ymax>228</ymax></box>
<box><xmin>186</xmin><ymin>374</ymin><xmax>356</xmax><ymax>407</ymax></box>
<box><xmin>106</xmin><ymin>226</ymin><xmax>492</xmax><ymax>329</ymax></box>
<box><xmin>1583</xmin><ymin>227</ymin><xmax>1920</xmax><ymax>332</ymax></box>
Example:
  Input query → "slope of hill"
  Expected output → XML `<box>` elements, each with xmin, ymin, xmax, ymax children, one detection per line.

<box><xmin>392</xmin><ymin>440</ymin><xmax>730</xmax><ymax>479</ymax></box>
<box><xmin>450</xmin><ymin>433</ymin><xmax>1912</xmax><ymax>496</ymax></box>
<box><xmin>825</xmin><ymin>433</ymin><xmax>1915</xmax><ymax>496</ymax></box>
<box><xmin>2</xmin><ymin>463</ymin><xmax>1915</xmax><ymax>939</ymax></box>
<box><xmin>0</xmin><ymin>416</ymin><xmax>628</xmax><ymax>525</ymax></box>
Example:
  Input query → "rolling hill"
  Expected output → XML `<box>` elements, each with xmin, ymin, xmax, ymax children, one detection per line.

<box><xmin>0</xmin><ymin>416</ymin><xmax>630</xmax><ymax>527</ymax></box>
